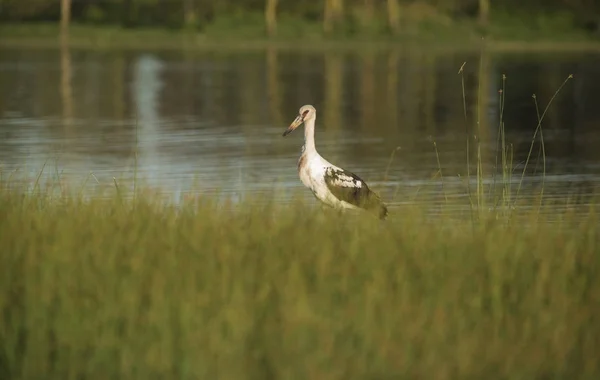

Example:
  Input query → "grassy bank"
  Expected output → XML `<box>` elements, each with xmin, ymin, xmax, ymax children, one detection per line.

<box><xmin>0</xmin><ymin>182</ymin><xmax>599</xmax><ymax>379</ymax></box>
<box><xmin>1</xmin><ymin>22</ymin><xmax>600</xmax><ymax>52</ymax></box>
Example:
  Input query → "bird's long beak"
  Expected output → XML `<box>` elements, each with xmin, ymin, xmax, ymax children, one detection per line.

<box><xmin>282</xmin><ymin>114</ymin><xmax>304</xmax><ymax>137</ymax></box>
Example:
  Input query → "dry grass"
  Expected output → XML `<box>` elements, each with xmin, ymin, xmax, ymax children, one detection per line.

<box><xmin>0</xmin><ymin>181</ymin><xmax>599</xmax><ymax>379</ymax></box>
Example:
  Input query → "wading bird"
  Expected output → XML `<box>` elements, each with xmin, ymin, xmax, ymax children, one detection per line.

<box><xmin>282</xmin><ymin>104</ymin><xmax>388</xmax><ymax>220</ymax></box>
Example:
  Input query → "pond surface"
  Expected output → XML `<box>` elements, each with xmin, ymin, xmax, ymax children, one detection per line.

<box><xmin>1</xmin><ymin>44</ymin><xmax>600</xmax><ymax>217</ymax></box>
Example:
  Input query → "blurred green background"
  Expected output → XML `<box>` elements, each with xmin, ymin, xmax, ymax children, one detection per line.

<box><xmin>1</xmin><ymin>0</ymin><xmax>599</xmax><ymax>42</ymax></box>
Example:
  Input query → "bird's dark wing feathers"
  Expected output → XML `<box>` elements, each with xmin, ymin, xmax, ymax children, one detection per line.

<box><xmin>323</xmin><ymin>167</ymin><xmax>388</xmax><ymax>219</ymax></box>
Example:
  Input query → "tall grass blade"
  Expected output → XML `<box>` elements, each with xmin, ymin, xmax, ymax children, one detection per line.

<box><xmin>458</xmin><ymin>62</ymin><xmax>474</xmax><ymax>227</ymax></box>
<box><xmin>433</xmin><ymin>141</ymin><xmax>448</xmax><ymax>204</ymax></box>
<box><xmin>383</xmin><ymin>146</ymin><xmax>401</xmax><ymax>183</ymax></box>
<box><xmin>514</xmin><ymin>74</ymin><xmax>573</xmax><ymax>206</ymax></box>
<box><xmin>533</xmin><ymin>94</ymin><xmax>547</xmax><ymax>219</ymax></box>
<box><xmin>32</xmin><ymin>159</ymin><xmax>48</xmax><ymax>194</ymax></box>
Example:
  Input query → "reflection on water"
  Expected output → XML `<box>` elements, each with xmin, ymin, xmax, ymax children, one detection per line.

<box><xmin>134</xmin><ymin>54</ymin><xmax>163</xmax><ymax>189</ymax></box>
<box><xmin>1</xmin><ymin>45</ymin><xmax>600</xmax><ymax>216</ymax></box>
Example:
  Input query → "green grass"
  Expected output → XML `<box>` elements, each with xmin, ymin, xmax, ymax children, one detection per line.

<box><xmin>1</xmin><ymin>20</ymin><xmax>600</xmax><ymax>52</ymax></box>
<box><xmin>0</xmin><ymin>180</ymin><xmax>599</xmax><ymax>379</ymax></box>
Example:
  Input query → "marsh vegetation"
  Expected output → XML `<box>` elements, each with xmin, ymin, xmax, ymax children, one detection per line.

<box><xmin>0</xmin><ymin>173</ymin><xmax>599</xmax><ymax>379</ymax></box>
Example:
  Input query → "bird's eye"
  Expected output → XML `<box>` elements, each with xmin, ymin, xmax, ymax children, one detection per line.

<box><xmin>302</xmin><ymin>110</ymin><xmax>309</xmax><ymax>117</ymax></box>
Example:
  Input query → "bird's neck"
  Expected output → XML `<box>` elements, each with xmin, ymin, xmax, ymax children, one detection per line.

<box><xmin>302</xmin><ymin>118</ymin><xmax>316</xmax><ymax>155</ymax></box>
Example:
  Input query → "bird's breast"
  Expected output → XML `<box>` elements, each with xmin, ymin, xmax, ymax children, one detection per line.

<box><xmin>298</xmin><ymin>156</ymin><xmax>311</xmax><ymax>187</ymax></box>
<box><xmin>297</xmin><ymin>154</ymin><xmax>307</xmax><ymax>173</ymax></box>
<box><xmin>298</xmin><ymin>154</ymin><xmax>323</xmax><ymax>191</ymax></box>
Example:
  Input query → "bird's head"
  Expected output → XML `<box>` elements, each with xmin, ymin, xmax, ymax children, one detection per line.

<box><xmin>282</xmin><ymin>104</ymin><xmax>316</xmax><ymax>137</ymax></box>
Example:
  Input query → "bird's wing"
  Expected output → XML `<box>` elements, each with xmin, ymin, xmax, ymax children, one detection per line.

<box><xmin>323</xmin><ymin>166</ymin><xmax>383</xmax><ymax>211</ymax></box>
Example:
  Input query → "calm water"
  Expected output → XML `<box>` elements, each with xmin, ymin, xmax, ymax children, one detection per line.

<box><xmin>1</xmin><ymin>45</ymin><xmax>600</xmax><ymax>216</ymax></box>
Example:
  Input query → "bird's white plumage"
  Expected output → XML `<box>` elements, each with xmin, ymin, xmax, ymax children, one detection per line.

<box><xmin>298</xmin><ymin>152</ymin><xmax>361</xmax><ymax>210</ymax></box>
<box><xmin>283</xmin><ymin>104</ymin><xmax>388</xmax><ymax>219</ymax></box>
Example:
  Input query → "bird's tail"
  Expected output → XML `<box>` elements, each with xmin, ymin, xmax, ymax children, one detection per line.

<box><xmin>364</xmin><ymin>191</ymin><xmax>388</xmax><ymax>220</ymax></box>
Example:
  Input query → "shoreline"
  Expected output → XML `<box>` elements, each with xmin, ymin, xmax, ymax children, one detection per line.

<box><xmin>1</xmin><ymin>23</ymin><xmax>600</xmax><ymax>53</ymax></box>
